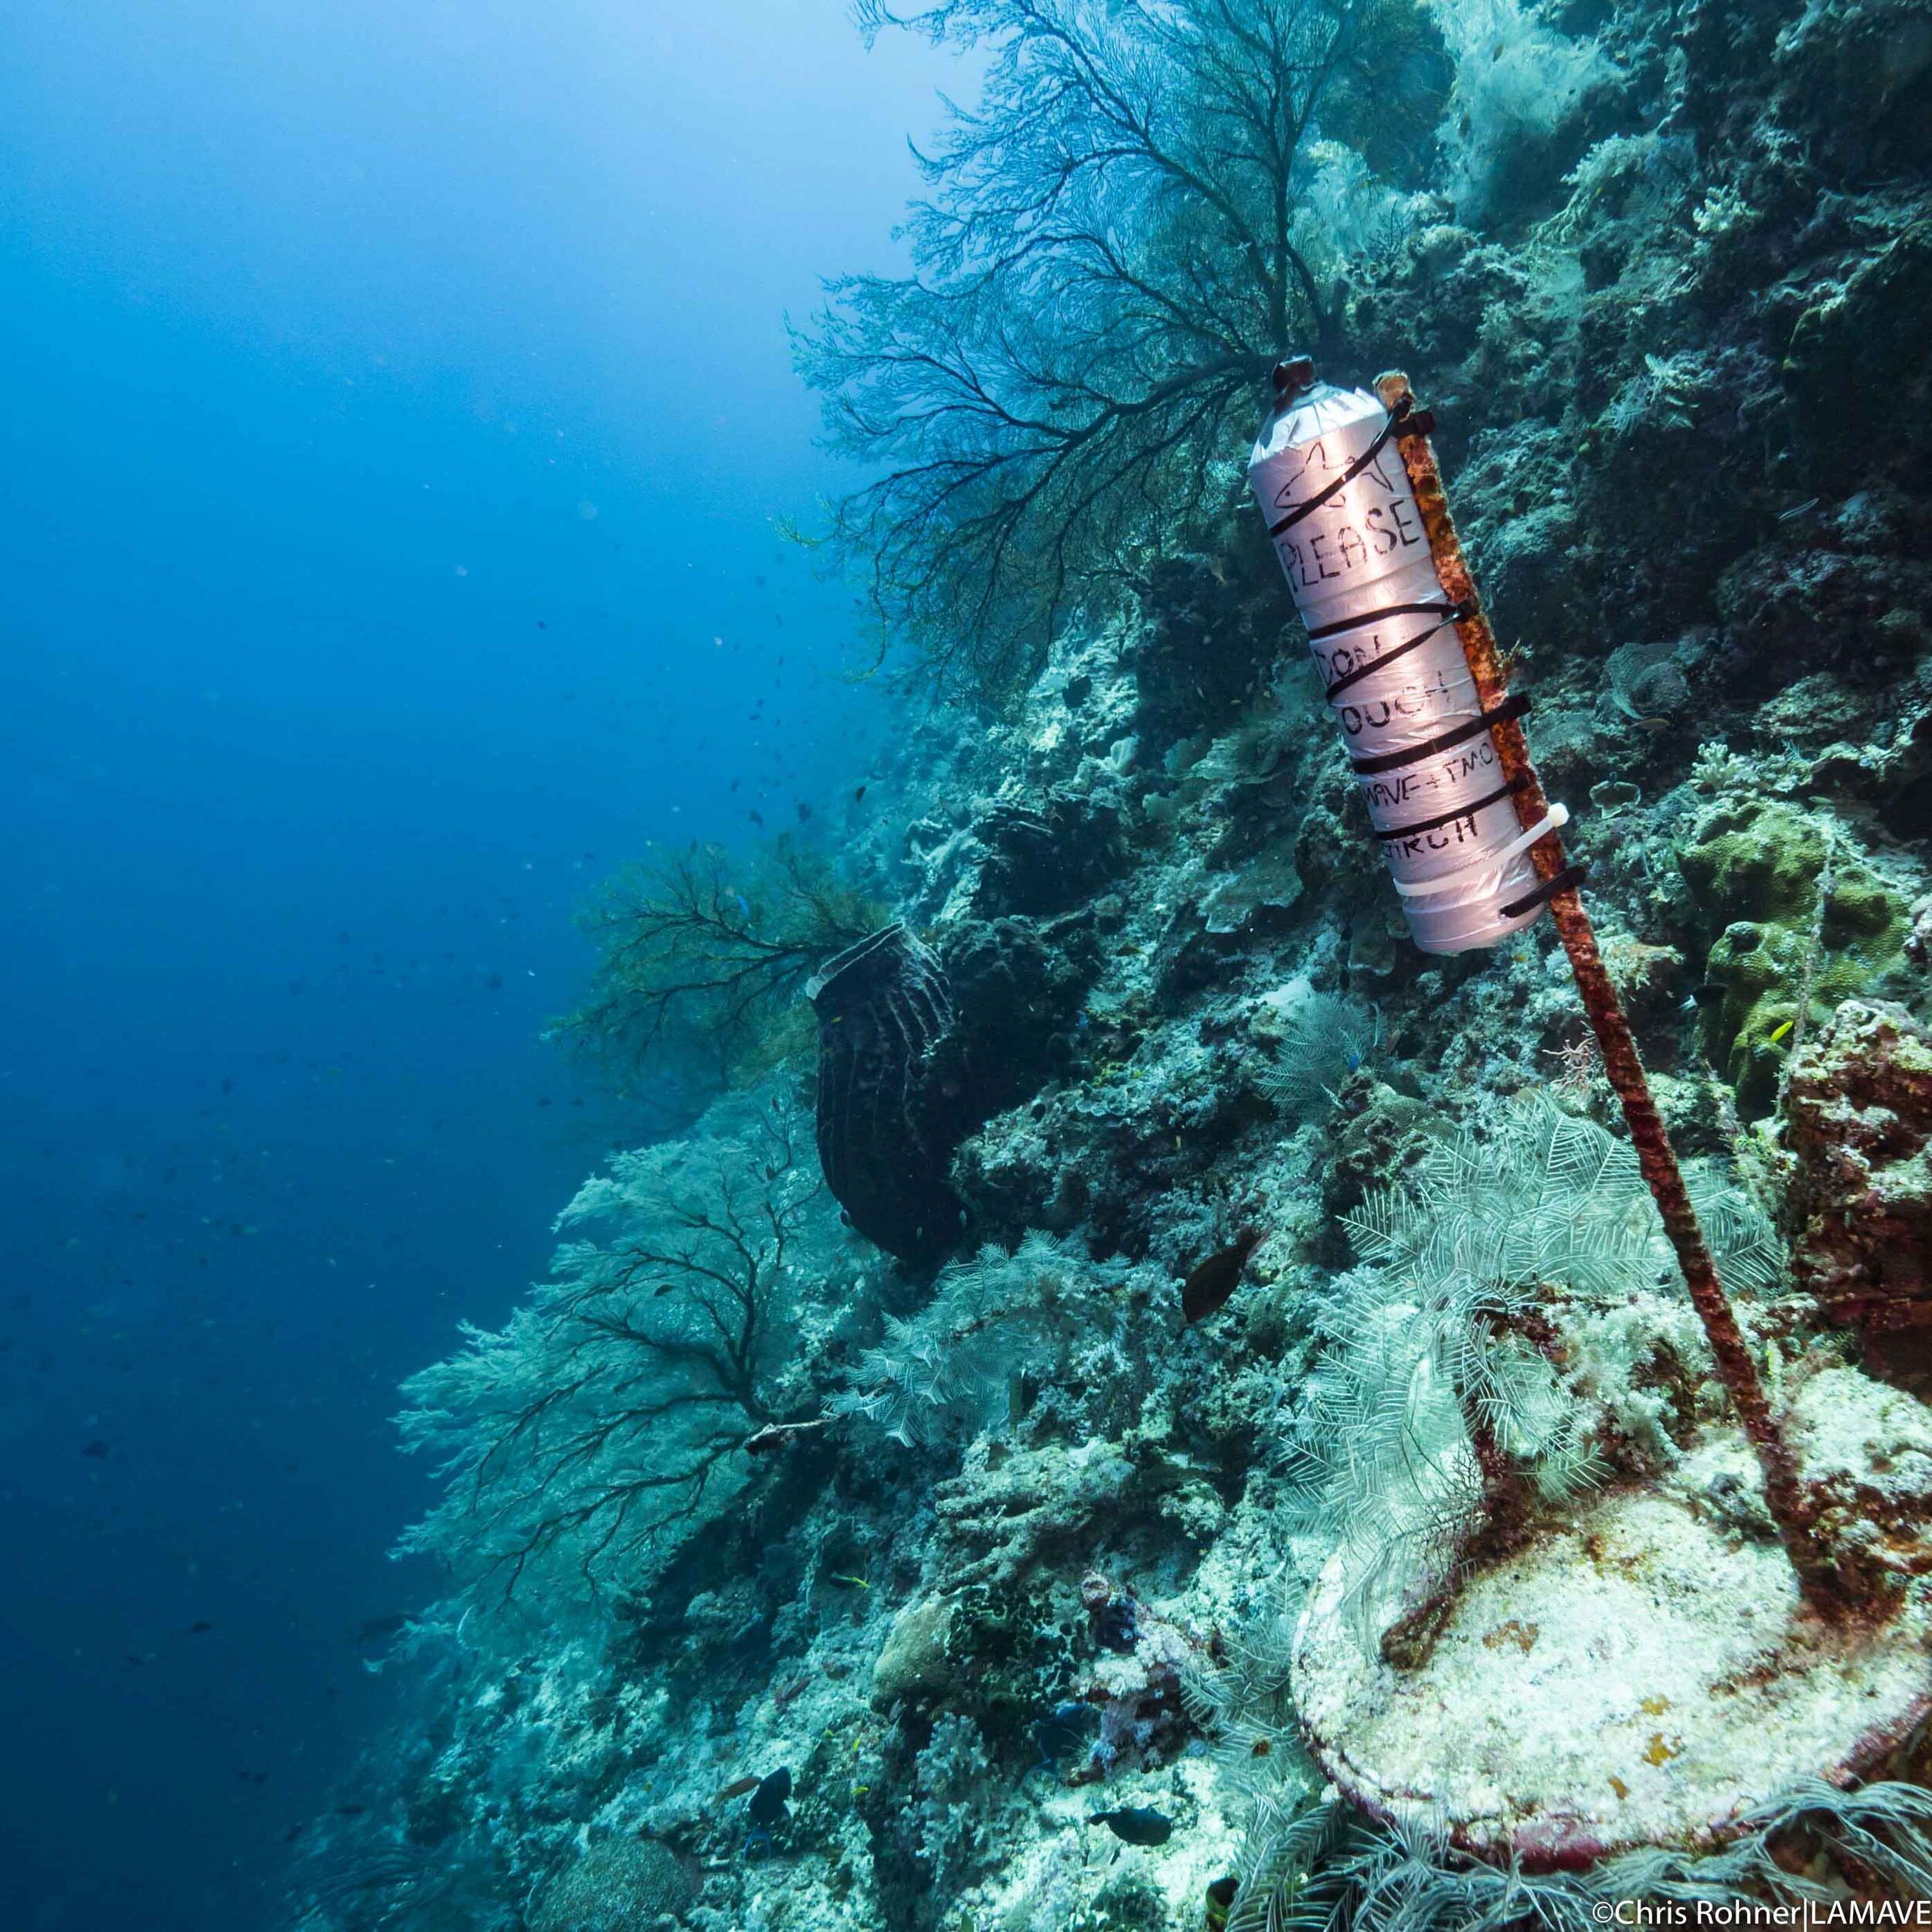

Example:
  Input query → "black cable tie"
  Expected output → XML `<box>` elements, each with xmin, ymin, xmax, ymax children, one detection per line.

<box><xmin>1267</xmin><ymin>411</ymin><xmax>1400</xmax><ymax>538</ymax></box>
<box><xmin>1391</xmin><ymin>408</ymin><xmax>1436</xmax><ymax>439</ymax></box>
<box><xmin>1347</xmin><ymin>692</ymin><xmax>1532</xmax><ymax>778</ymax></box>
<box><xmin>1306</xmin><ymin>598</ymin><xmax>1461</xmax><ymax>643</ymax></box>
<box><xmin>1323</xmin><ymin>616</ymin><xmax>1457</xmax><ymax>701</ymax></box>
<box><xmin>1374</xmin><ymin>774</ymin><xmax>1532</xmax><ymax>843</ymax></box>
<box><xmin>1500</xmin><ymin>862</ymin><xmax>1589</xmax><ymax>921</ymax></box>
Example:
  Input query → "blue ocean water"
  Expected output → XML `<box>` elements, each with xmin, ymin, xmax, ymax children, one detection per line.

<box><xmin>0</xmin><ymin>9</ymin><xmax>957</xmax><ymax>1927</ymax></box>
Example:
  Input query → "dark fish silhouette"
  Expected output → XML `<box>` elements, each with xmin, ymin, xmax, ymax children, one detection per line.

<box><xmin>1181</xmin><ymin>1229</ymin><xmax>1263</xmax><ymax>1325</ymax></box>
<box><xmin>1206</xmin><ymin>1874</ymin><xmax>1238</xmax><ymax>1930</ymax></box>
<box><xmin>743</xmin><ymin>1765</ymin><xmax>793</xmax><ymax>1857</ymax></box>
<box><xmin>82</xmin><ymin>1439</ymin><xmax>111</xmax><ymax>1459</ymax></box>
<box><xmin>347</xmin><ymin>1613</ymin><xmax>409</xmax><ymax>1647</ymax></box>
<box><xmin>748</xmin><ymin>1766</ymin><xmax>791</xmax><ymax>1828</ymax></box>
<box><xmin>189</xmin><ymin>1620</ymin><xmax>214</xmax><ymax>1634</ymax></box>
<box><xmin>1090</xmin><ymin>1806</ymin><xmax>1172</xmax><ymax>1846</ymax></box>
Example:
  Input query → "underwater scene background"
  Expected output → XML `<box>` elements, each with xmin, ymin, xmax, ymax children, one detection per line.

<box><xmin>8</xmin><ymin>0</ymin><xmax>1932</xmax><ymax>1928</ymax></box>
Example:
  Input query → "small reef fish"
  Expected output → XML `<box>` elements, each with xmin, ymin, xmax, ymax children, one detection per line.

<box><xmin>1090</xmin><ymin>1806</ymin><xmax>1173</xmax><ymax>1846</ymax></box>
<box><xmin>713</xmin><ymin>1774</ymin><xmax>760</xmax><ymax>1805</ymax></box>
<box><xmin>1181</xmin><ymin>1228</ymin><xmax>1264</xmax><ymax>1325</ymax></box>
<box><xmin>1083</xmin><ymin>1573</ymin><xmax>1139</xmax><ymax>1651</ymax></box>
<box><xmin>743</xmin><ymin>1765</ymin><xmax>792</xmax><ymax>1859</ymax></box>
<box><xmin>1093</xmin><ymin>1594</ymin><xmax>1138</xmax><ymax>1650</ymax></box>
<box><xmin>749</xmin><ymin>1766</ymin><xmax>792</xmax><ymax>1827</ymax></box>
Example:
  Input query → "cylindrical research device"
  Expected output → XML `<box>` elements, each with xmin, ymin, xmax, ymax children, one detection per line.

<box><xmin>1248</xmin><ymin>362</ymin><xmax>1566</xmax><ymax>953</ymax></box>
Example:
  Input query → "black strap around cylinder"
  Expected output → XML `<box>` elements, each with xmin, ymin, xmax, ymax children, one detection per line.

<box><xmin>1499</xmin><ymin>862</ymin><xmax>1589</xmax><ymax>920</ymax></box>
<box><xmin>1266</xmin><ymin>408</ymin><xmax>1401</xmax><ymax>539</ymax></box>
<box><xmin>1347</xmin><ymin>692</ymin><xmax>1532</xmax><ymax>778</ymax></box>
<box><xmin>1307</xmin><ymin>597</ymin><xmax>1465</xmax><ymax>643</ymax></box>
<box><xmin>1323</xmin><ymin>606</ymin><xmax>1468</xmax><ymax>701</ymax></box>
<box><xmin>1374</xmin><ymin>774</ymin><xmax>1531</xmax><ymax>843</ymax></box>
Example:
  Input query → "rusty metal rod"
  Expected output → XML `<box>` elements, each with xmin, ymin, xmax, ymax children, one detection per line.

<box><xmin>1373</xmin><ymin>370</ymin><xmax>1837</xmax><ymax>1609</ymax></box>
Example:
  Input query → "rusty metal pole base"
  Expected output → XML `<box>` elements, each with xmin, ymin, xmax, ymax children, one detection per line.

<box><xmin>1372</xmin><ymin>370</ymin><xmax>1841</xmax><ymax>1611</ymax></box>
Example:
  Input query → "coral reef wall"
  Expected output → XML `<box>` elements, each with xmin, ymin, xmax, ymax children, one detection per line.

<box><xmin>287</xmin><ymin>0</ymin><xmax>1932</xmax><ymax>1926</ymax></box>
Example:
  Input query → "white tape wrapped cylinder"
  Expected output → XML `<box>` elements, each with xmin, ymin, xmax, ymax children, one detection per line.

<box><xmin>1249</xmin><ymin>380</ymin><xmax>1561</xmax><ymax>954</ymax></box>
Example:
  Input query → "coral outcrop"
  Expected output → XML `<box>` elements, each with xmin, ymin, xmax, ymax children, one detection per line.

<box><xmin>528</xmin><ymin>1837</ymin><xmax>693</xmax><ymax>1932</ymax></box>
<box><xmin>1784</xmin><ymin>999</ymin><xmax>1932</xmax><ymax>1331</ymax></box>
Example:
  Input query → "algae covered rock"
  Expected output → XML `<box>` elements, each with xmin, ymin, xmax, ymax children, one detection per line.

<box><xmin>1679</xmin><ymin>798</ymin><xmax>1909</xmax><ymax>1114</ymax></box>
<box><xmin>971</xmin><ymin>790</ymin><xmax>1128</xmax><ymax>919</ymax></box>
<box><xmin>1199</xmin><ymin>849</ymin><xmax>1302</xmax><ymax>937</ymax></box>
<box><xmin>872</xmin><ymin>1595</ymin><xmax>957</xmax><ymax>1709</ymax></box>
<box><xmin>528</xmin><ymin>1836</ymin><xmax>692</xmax><ymax>1932</ymax></box>
<box><xmin>1130</xmin><ymin>553</ymin><xmax>1287</xmax><ymax>747</ymax></box>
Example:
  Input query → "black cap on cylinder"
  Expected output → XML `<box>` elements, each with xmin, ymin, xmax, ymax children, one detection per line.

<box><xmin>1272</xmin><ymin>355</ymin><xmax>1316</xmax><ymax>400</ymax></box>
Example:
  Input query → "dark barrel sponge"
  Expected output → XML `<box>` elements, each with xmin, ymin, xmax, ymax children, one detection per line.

<box><xmin>808</xmin><ymin>924</ymin><xmax>967</xmax><ymax>1263</ymax></box>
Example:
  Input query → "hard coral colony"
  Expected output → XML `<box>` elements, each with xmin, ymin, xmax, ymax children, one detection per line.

<box><xmin>294</xmin><ymin>1</ymin><xmax>1932</xmax><ymax>1928</ymax></box>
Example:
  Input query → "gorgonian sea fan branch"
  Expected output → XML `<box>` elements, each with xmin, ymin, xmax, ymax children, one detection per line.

<box><xmin>396</xmin><ymin>1092</ymin><xmax>848</xmax><ymax>1600</ymax></box>
<box><xmin>798</xmin><ymin>0</ymin><xmax>1388</xmax><ymax>697</ymax></box>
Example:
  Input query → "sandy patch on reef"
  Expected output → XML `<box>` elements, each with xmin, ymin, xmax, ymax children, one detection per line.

<box><xmin>1294</xmin><ymin>1368</ymin><xmax>1932</xmax><ymax>1869</ymax></box>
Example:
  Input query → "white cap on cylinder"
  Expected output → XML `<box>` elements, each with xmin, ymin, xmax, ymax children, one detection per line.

<box><xmin>1249</xmin><ymin>372</ymin><xmax>1557</xmax><ymax>954</ymax></box>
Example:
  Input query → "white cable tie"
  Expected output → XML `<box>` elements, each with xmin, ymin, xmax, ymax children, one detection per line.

<box><xmin>1390</xmin><ymin>804</ymin><xmax>1570</xmax><ymax>898</ymax></box>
